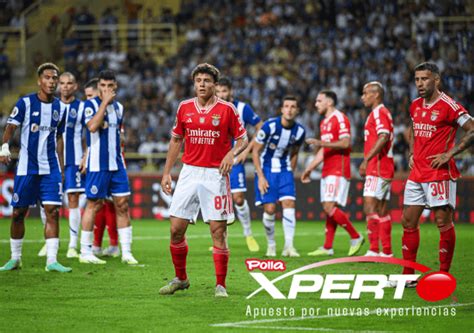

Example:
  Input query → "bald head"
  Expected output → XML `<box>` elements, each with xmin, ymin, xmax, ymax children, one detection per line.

<box><xmin>59</xmin><ymin>72</ymin><xmax>78</xmax><ymax>101</ymax></box>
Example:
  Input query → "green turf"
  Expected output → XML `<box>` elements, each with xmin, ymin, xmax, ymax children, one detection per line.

<box><xmin>0</xmin><ymin>219</ymin><xmax>472</xmax><ymax>332</ymax></box>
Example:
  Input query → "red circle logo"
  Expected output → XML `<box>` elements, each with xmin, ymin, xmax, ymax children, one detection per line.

<box><xmin>416</xmin><ymin>271</ymin><xmax>456</xmax><ymax>302</ymax></box>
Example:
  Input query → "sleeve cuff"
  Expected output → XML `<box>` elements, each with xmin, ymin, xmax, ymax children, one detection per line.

<box><xmin>7</xmin><ymin>119</ymin><xmax>20</xmax><ymax>126</ymax></box>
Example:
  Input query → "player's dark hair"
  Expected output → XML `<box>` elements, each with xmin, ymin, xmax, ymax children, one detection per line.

<box><xmin>191</xmin><ymin>63</ymin><xmax>220</xmax><ymax>82</ymax></box>
<box><xmin>217</xmin><ymin>77</ymin><xmax>232</xmax><ymax>89</ymax></box>
<box><xmin>319</xmin><ymin>90</ymin><xmax>338</xmax><ymax>106</ymax></box>
<box><xmin>37</xmin><ymin>62</ymin><xmax>60</xmax><ymax>77</ymax></box>
<box><xmin>414</xmin><ymin>62</ymin><xmax>440</xmax><ymax>75</ymax></box>
<box><xmin>98</xmin><ymin>70</ymin><xmax>116</xmax><ymax>82</ymax></box>
<box><xmin>282</xmin><ymin>95</ymin><xmax>298</xmax><ymax>106</ymax></box>
<box><xmin>85</xmin><ymin>78</ymin><xmax>99</xmax><ymax>89</ymax></box>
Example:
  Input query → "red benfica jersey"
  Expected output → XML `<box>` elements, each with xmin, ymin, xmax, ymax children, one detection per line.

<box><xmin>409</xmin><ymin>92</ymin><xmax>469</xmax><ymax>182</ymax></box>
<box><xmin>364</xmin><ymin>104</ymin><xmax>394</xmax><ymax>179</ymax></box>
<box><xmin>171</xmin><ymin>97</ymin><xmax>247</xmax><ymax>168</ymax></box>
<box><xmin>320</xmin><ymin>109</ymin><xmax>351</xmax><ymax>178</ymax></box>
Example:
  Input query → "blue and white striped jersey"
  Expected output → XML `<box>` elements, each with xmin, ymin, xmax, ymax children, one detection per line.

<box><xmin>255</xmin><ymin>117</ymin><xmax>306</xmax><ymax>173</ymax></box>
<box><xmin>7</xmin><ymin>93</ymin><xmax>65</xmax><ymax>176</ymax></box>
<box><xmin>233</xmin><ymin>99</ymin><xmax>260</xmax><ymax>127</ymax></box>
<box><xmin>84</xmin><ymin>96</ymin><xmax>125</xmax><ymax>172</ymax></box>
<box><xmin>61</xmin><ymin>99</ymin><xmax>84</xmax><ymax>166</ymax></box>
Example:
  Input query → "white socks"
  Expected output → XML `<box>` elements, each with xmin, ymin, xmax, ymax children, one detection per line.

<box><xmin>68</xmin><ymin>208</ymin><xmax>81</xmax><ymax>249</ymax></box>
<box><xmin>46</xmin><ymin>238</ymin><xmax>59</xmax><ymax>265</ymax></box>
<box><xmin>80</xmin><ymin>230</ymin><xmax>93</xmax><ymax>256</ymax></box>
<box><xmin>283</xmin><ymin>208</ymin><xmax>296</xmax><ymax>249</ymax></box>
<box><xmin>235</xmin><ymin>200</ymin><xmax>252</xmax><ymax>237</ymax></box>
<box><xmin>262</xmin><ymin>212</ymin><xmax>276</xmax><ymax>246</ymax></box>
<box><xmin>10</xmin><ymin>238</ymin><xmax>23</xmax><ymax>260</ymax></box>
<box><xmin>118</xmin><ymin>226</ymin><xmax>132</xmax><ymax>257</ymax></box>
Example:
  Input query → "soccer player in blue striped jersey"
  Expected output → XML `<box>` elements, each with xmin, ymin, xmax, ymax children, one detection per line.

<box><xmin>60</xmin><ymin>72</ymin><xmax>86</xmax><ymax>258</ymax></box>
<box><xmin>252</xmin><ymin>95</ymin><xmax>306</xmax><ymax>257</ymax></box>
<box><xmin>216</xmin><ymin>77</ymin><xmax>262</xmax><ymax>252</ymax></box>
<box><xmin>79</xmin><ymin>70</ymin><xmax>137</xmax><ymax>265</ymax></box>
<box><xmin>0</xmin><ymin>63</ymin><xmax>72</xmax><ymax>273</ymax></box>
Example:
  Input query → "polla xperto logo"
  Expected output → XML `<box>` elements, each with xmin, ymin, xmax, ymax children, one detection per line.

<box><xmin>245</xmin><ymin>257</ymin><xmax>456</xmax><ymax>302</ymax></box>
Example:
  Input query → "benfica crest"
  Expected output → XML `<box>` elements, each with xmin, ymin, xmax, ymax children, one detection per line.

<box><xmin>431</xmin><ymin>110</ymin><xmax>439</xmax><ymax>121</ymax></box>
<box><xmin>212</xmin><ymin>114</ymin><xmax>221</xmax><ymax>126</ymax></box>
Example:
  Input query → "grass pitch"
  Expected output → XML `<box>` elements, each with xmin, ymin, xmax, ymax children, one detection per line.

<box><xmin>0</xmin><ymin>218</ymin><xmax>472</xmax><ymax>332</ymax></box>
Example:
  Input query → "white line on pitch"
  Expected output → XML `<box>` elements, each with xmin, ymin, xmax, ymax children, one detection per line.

<box><xmin>0</xmin><ymin>232</ymin><xmax>323</xmax><ymax>244</ymax></box>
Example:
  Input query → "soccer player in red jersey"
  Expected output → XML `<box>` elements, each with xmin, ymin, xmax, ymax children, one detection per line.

<box><xmin>301</xmin><ymin>90</ymin><xmax>364</xmax><ymax>256</ymax></box>
<box><xmin>400</xmin><ymin>62</ymin><xmax>473</xmax><ymax>286</ymax></box>
<box><xmin>359</xmin><ymin>82</ymin><xmax>394</xmax><ymax>257</ymax></box>
<box><xmin>159</xmin><ymin>63</ymin><xmax>248</xmax><ymax>297</ymax></box>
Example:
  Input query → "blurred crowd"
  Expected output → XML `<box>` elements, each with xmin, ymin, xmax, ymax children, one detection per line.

<box><xmin>1</xmin><ymin>0</ymin><xmax>473</xmax><ymax>174</ymax></box>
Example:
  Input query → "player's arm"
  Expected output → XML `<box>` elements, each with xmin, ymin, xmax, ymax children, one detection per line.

<box><xmin>429</xmin><ymin>117</ymin><xmax>474</xmax><ymax>168</ymax></box>
<box><xmin>301</xmin><ymin>146</ymin><xmax>324</xmax><ymax>183</ymax></box>
<box><xmin>161</xmin><ymin>136</ymin><xmax>183</xmax><ymax>195</ymax></box>
<box><xmin>252</xmin><ymin>140</ymin><xmax>270</xmax><ymax>194</ymax></box>
<box><xmin>359</xmin><ymin>133</ymin><xmax>389</xmax><ymax>177</ymax></box>
<box><xmin>234</xmin><ymin>121</ymin><xmax>263</xmax><ymax>164</ymax></box>
<box><xmin>308</xmin><ymin>137</ymin><xmax>350</xmax><ymax>150</ymax></box>
<box><xmin>87</xmin><ymin>89</ymin><xmax>115</xmax><ymax>133</ymax></box>
<box><xmin>57</xmin><ymin>134</ymin><xmax>65</xmax><ymax>174</ymax></box>
<box><xmin>0</xmin><ymin>124</ymin><xmax>17</xmax><ymax>164</ymax></box>
<box><xmin>407</xmin><ymin>123</ymin><xmax>414</xmax><ymax>169</ymax></box>
<box><xmin>220</xmin><ymin>135</ymin><xmax>248</xmax><ymax>176</ymax></box>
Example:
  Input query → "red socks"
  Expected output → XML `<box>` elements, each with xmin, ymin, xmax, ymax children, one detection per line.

<box><xmin>323</xmin><ymin>216</ymin><xmax>337</xmax><ymax>249</ymax></box>
<box><xmin>213</xmin><ymin>246</ymin><xmax>229</xmax><ymax>288</ymax></box>
<box><xmin>402</xmin><ymin>227</ymin><xmax>420</xmax><ymax>274</ymax></box>
<box><xmin>379</xmin><ymin>214</ymin><xmax>392</xmax><ymax>255</ymax></box>
<box><xmin>93</xmin><ymin>205</ymin><xmax>107</xmax><ymax>247</ymax></box>
<box><xmin>170</xmin><ymin>239</ymin><xmax>188</xmax><ymax>281</ymax></box>
<box><xmin>330</xmin><ymin>207</ymin><xmax>360</xmax><ymax>239</ymax></box>
<box><xmin>367</xmin><ymin>213</ymin><xmax>380</xmax><ymax>252</ymax></box>
<box><xmin>439</xmin><ymin>223</ymin><xmax>456</xmax><ymax>272</ymax></box>
<box><xmin>105</xmin><ymin>201</ymin><xmax>118</xmax><ymax>246</ymax></box>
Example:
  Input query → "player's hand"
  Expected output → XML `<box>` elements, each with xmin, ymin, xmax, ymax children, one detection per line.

<box><xmin>428</xmin><ymin>152</ymin><xmax>452</xmax><ymax>169</ymax></box>
<box><xmin>102</xmin><ymin>88</ymin><xmax>116</xmax><ymax>105</ymax></box>
<box><xmin>0</xmin><ymin>143</ymin><xmax>11</xmax><ymax>164</ymax></box>
<box><xmin>234</xmin><ymin>149</ymin><xmax>248</xmax><ymax>165</ymax></box>
<box><xmin>258</xmin><ymin>176</ymin><xmax>269</xmax><ymax>194</ymax></box>
<box><xmin>306</xmin><ymin>138</ymin><xmax>322</xmax><ymax>147</ymax></box>
<box><xmin>161</xmin><ymin>174</ymin><xmax>173</xmax><ymax>195</ymax></box>
<box><xmin>300</xmin><ymin>169</ymin><xmax>312</xmax><ymax>183</ymax></box>
<box><xmin>359</xmin><ymin>159</ymin><xmax>367</xmax><ymax>177</ymax></box>
<box><xmin>79</xmin><ymin>155</ymin><xmax>87</xmax><ymax>174</ymax></box>
<box><xmin>408</xmin><ymin>154</ymin><xmax>415</xmax><ymax>170</ymax></box>
<box><xmin>219</xmin><ymin>151</ymin><xmax>234</xmax><ymax>176</ymax></box>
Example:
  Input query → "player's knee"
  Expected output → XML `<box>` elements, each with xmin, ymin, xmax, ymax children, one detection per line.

<box><xmin>45</xmin><ymin>206</ymin><xmax>59</xmax><ymax>222</ymax></box>
<box><xmin>12</xmin><ymin>208</ymin><xmax>27</xmax><ymax>223</ymax></box>
<box><xmin>363</xmin><ymin>204</ymin><xmax>376</xmax><ymax>216</ymax></box>
<box><xmin>115</xmin><ymin>199</ymin><xmax>129</xmax><ymax>216</ymax></box>
<box><xmin>264</xmin><ymin>206</ymin><xmax>276</xmax><ymax>215</ymax></box>
<box><xmin>401</xmin><ymin>214</ymin><xmax>416</xmax><ymax>229</ymax></box>
<box><xmin>170</xmin><ymin>225</ymin><xmax>186</xmax><ymax>241</ymax></box>
<box><xmin>233</xmin><ymin>195</ymin><xmax>244</xmax><ymax>206</ymax></box>
<box><xmin>322</xmin><ymin>203</ymin><xmax>335</xmax><ymax>216</ymax></box>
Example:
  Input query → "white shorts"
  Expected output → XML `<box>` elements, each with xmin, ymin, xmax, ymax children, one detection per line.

<box><xmin>363</xmin><ymin>176</ymin><xmax>391</xmax><ymax>200</ymax></box>
<box><xmin>169</xmin><ymin>164</ymin><xmax>235</xmax><ymax>224</ymax></box>
<box><xmin>320</xmin><ymin>176</ymin><xmax>350</xmax><ymax>207</ymax></box>
<box><xmin>403</xmin><ymin>179</ymin><xmax>456</xmax><ymax>209</ymax></box>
